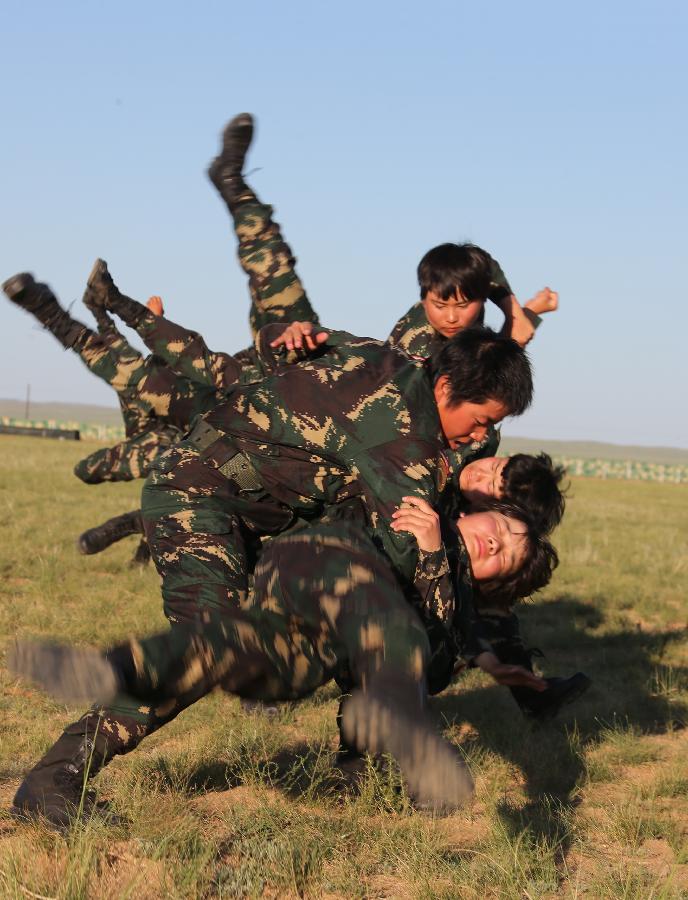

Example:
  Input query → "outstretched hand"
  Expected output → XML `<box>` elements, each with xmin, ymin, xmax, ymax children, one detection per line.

<box><xmin>269</xmin><ymin>321</ymin><xmax>329</xmax><ymax>352</ymax></box>
<box><xmin>147</xmin><ymin>295</ymin><xmax>164</xmax><ymax>317</ymax></box>
<box><xmin>474</xmin><ymin>651</ymin><xmax>547</xmax><ymax>690</ymax></box>
<box><xmin>508</xmin><ymin>302</ymin><xmax>536</xmax><ymax>347</ymax></box>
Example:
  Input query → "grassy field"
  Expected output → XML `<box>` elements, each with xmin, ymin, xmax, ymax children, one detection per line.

<box><xmin>1</xmin><ymin>436</ymin><xmax>687</xmax><ymax>899</ymax></box>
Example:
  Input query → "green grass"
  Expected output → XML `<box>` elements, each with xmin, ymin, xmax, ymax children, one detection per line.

<box><xmin>1</xmin><ymin>436</ymin><xmax>688</xmax><ymax>898</ymax></box>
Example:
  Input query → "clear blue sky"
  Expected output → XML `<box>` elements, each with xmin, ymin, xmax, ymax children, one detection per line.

<box><xmin>2</xmin><ymin>0</ymin><xmax>686</xmax><ymax>447</ymax></box>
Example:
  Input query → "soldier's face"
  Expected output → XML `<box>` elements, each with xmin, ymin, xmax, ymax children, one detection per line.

<box><xmin>422</xmin><ymin>290</ymin><xmax>484</xmax><ymax>338</ymax></box>
<box><xmin>459</xmin><ymin>456</ymin><xmax>508</xmax><ymax>502</ymax></box>
<box><xmin>457</xmin><ymin>510</ymin><xmax>528</xmax><ymax>581</ymax></box>
<box><xmin>433</xmin><ymin>378</ymin><xmax>507</xmax><ymax>448</ymax></box>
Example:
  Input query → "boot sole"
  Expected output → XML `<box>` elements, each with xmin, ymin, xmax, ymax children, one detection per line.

<box><xmin>8</xmin><ymin>640</ymin><xmax>119</xmax><ymax>705</ymax></box>
<box><xmin>77</xmin><ymin>534</ymin><xmax>100</xmax><ymax>555</ymax></box>
<box><xmin>86</xmin><ymin>258</ymin><xmax>108</xmax><ymax>291</ymax></box>
<box><xmin>221</xmin><ymin>112</ymin><xmax>254</xmax><ymax>155</ymax></box>
<box><xmin>83</xmin><ymin>258</ymin><xmax>109</xmax><ymax>313</ymax></box>
<box><xmin>2</xmin><ymin>272</ymin><xmax>34</xmax><ymax>301</ymax></box>
<box><xmin>341</xmin><ymin>690</ymin><xmax>473</xmax><ymax>813</ymax></box>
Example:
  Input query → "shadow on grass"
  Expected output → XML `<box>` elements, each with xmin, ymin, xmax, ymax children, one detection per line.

<box><xmin>133</xmin><ymin>593</ymin><xmax>687</xmax><ymax>864</ymax></box>
<box><xmin>142</xmin><ymin>738</ymin><xmax>372</xmax><ymax>805</ymax></box>
<box><xmin>432</xmin><ymin>593</ymin><xmax>688</xmax><ymax>857</ymax></box>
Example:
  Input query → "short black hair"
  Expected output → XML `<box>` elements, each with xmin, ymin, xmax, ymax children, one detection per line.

<box><xmin>432</xmin><ymin>326</ymin><xmax>533</xmax><ymax>416</ymax></box>
<box><xmin>417</xmin><ymin>243</ymin><xmax>493</xmax><ymax>302</ymax></box>
<box><xmin>471</xmin><ymin>501</ymin><xmax>559</xmax><ymax>608</ymax></box>
<box><xmin>502</xmin><ymin>453</ymin><xmax>567</xmax><ymax>534</ymax></box>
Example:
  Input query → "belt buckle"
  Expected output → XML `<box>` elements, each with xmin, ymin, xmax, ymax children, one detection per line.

<box><xmin>219</xmin><ymin>452</ymin><xmax>263</xmax><ymax>492</ymax></box>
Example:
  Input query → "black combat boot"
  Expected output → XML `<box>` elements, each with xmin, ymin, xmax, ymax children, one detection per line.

<box><xmin>82</xmin><ymin>288</ymin><xmax>118</xmax><ymax>337</ymax></box>
<box><xmin>12</xmin><ymin>725</ymin><xmax>120</xmax><ymax>831</ymax></box>
<box><xmin>207</xmin><ymin>113</ymin><xmax>255</xmax><ymax>210</ymax></box>
<box><xmin>2</xmin><ymin>273</ymin><xmax>88</xmax><ymax>349</ymax></box>
<box><xmin>8</xmin><ymin>641</ymin><xmax>121</xmax><ymax>705</ymax></box>
<box><xmin>82</xmin><ymin>259</ymin><xmax>147</xmax><ymax>329</ymax></box>
<box><xmin>498</xmin><ymin>643</ymin><xmax>592</xmax><ymax>721</ymax></box>
<box><xmin>129</xmin><ymin>537</ymin><xmax>151</xmax><ymax>568</ymax></box>
<box><xmin>516</xmin><ymin>672</ymin><xmax>592</xmax><ymax>721</ymax></box>
<box><xmin>340</xmin><ymin>674</ymin><xmax>473</xmax><ymax>813</ymax></box>
<box><xmin>78</xmin><ymin>510</ymin><xmax>144</xmax><ymax>556</ymax></box>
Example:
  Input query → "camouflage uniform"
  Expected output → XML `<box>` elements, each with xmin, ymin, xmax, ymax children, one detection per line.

<box><xmin>140</xmin><ymin>325</ymin><xmax>452</xmax><ymax>619</ymax></box>
<box><xmin>385</xmin><ymin>254</ymin><xmax>512</xmax><ymax>357</ymax></box>
<box><xmin>212</xmin><ymin>188</ymin><xmax>531</xmax><ymax>671</ymax></box>
<box><xmin>65</xmin><ymin>519</ymin><xmax>468</xmax><ymax>759</ymax></box>
<box><xmin>64</xmin><ymin>308</ymin><xmax>229</xmax><ymax>483</ymax></box>
<box><xmin>230</xmin><ymin>191</ymin><xmax>321</xmax><ymax>337</ymax></box>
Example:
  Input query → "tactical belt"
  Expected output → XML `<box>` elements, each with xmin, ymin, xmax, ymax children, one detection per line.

<box><xmin>187</xmin><ymin>421</ymin><xmax>263</xmax><ymax>492</ymax></box>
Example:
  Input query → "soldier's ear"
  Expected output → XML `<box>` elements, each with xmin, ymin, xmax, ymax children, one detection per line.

<box><xmin>433</xmin><ymin>375</ymin><xmax>451</xmax><ymax>403</ymax></box>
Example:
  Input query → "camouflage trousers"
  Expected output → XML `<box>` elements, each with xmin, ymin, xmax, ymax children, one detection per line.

<box><xmin>228</xmin><ymin>189</ymin><xmax>320</xmax><ymax>337</ymax></box>
<box><xmin>72</xmin><ymin>324</ymin><xmax>150</xmax><ymax>414</ymax></box>
<box><xmin>62</xmin><ymin>317</ymin><xmax>193</xmax><ymax>482</ymax></box>
<box><xmin>66</xmin><ymin>523</ymin><xmax>429</xmax><ymax>758</ymax></box>
<box><xmin>73</xmin><ymin>423</ymin><xmax>182</xmax><ymax>484</ymax></box>
<box><xmin>140</xmin><ymin>441</ymin><xmax>294</xmax><ymax>624</ymax></box>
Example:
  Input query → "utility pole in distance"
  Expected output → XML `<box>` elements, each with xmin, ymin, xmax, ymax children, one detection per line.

<box><xmin>25</xmin><ymin>384</ymin><xmax>31</xmax><ymax>420</ymax></box>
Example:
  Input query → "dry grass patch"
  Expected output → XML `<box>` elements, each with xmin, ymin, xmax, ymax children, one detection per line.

<box><xmin>1</xmin><ymin>439</ymin><xmax>688</xmax><ymax>896</ymax></box>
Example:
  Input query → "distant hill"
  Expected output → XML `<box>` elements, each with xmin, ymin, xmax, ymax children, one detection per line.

<box><xmin>499</xmin><ymin>436</ymin><xmax>688</xmax><ymax>466</ymax></box>
<box><xmin>2</xmin><ymin>398</ymin><xmax>687</xmax><ymax>465</ymax></box>
<box><xmin>0</xmin><ymin>398</ymin><xmax>122</xmax><ymax>427</ymax></box>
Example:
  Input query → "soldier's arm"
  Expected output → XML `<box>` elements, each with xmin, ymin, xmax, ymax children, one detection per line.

<box><xmin>486</xmin><ymin>253</ymin><xmax>541</xmax><ymax>347</ymax></box>
<box><xmin>352</xmin><ymin>438</ymin><xmax>442</xmax><ymax>585</ymax></box>
<box><xmin>253</xmin><ymin>324</ymin><xmax>359</xmax><ymax>373</ymax></box>
<box><xmin>386</xmin><ymin>303</ymin><xmax>436</xmax><ymax>356</ymax></box>
<box><xmin>249</xmin><ymin>292</ymin><xmax>320</xmax><ymax>338</ymax></box>
<box><xmin>129</xmin><ymin>312</ymin><xmax>243</xmax><ymax>391</ymax></box>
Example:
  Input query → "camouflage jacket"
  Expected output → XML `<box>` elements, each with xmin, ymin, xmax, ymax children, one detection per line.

<box><xmin>190</xmin><ymin>325</ymin><xmax>448</xmax><ymax>586</ymax></box>
<box><xmin>130</xmin><ymin>312</ymin><xmax>511</xmax><ymax>670</ymax></box>
<box><xmin>134</xmin><ymin>311</ymin><xmax>266</xmax><ymax>392</ymax></box>
<box><xmin>134</xmin><ymin>312</ymin><xmax>508</xmax><ymax>662</ymax></box>
<box><xmin>386</xmin><ymin>253</ymin><xmax>513</xmax><ymax>358</ymax></box>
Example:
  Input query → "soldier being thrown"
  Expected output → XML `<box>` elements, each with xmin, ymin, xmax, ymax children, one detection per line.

<box><xmin>10</xmin><ymin>499</ymin><xmax>557</xmax><ymax>827</ymax></box>
<box><xmin>202</xmin><ymin>112</ymin><xmax>586</xmax><ymax>717</ymax></box>
<box><xmin>78</xmin><ymin>241</ymin><xmax>579</xmax><ymax>719</ymax></box>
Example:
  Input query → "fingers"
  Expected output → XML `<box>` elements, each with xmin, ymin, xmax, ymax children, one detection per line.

<box><xmin>391</xmin><ymin>510</ymin><xmax>431</xmax><ymax>530</ymax></box>
<box><xmin>269</xmin><ymin>323</ymin><xmax>308</xmax><ymax>349</ymax></box>
<box><xmin>401</xmin><ymin>495</ymin><xmax>436</xmax><ymax>515</ymax></box>
<box><xmin>391</xmin><ymin>504</ymin><xmax>442</xmax><ymax>552</ymax></box>
<box><xmin>287</xmin><ymin>321</ymin><xmax>312</xmax><ymax>349</ymax></box>
<box><xmin>146</xmin><ymin>296</ymin><xmax>164</xmax><ymax>316</ymax></box>
<box><xmin>491</xmin><ymin>664</ymin><xmax>547</xmax><ymax>690</ymax></box>
<box><xmin>269</xmin><ymin>322</ymin><xmax>328</xmax><ymax>351</ymax></box>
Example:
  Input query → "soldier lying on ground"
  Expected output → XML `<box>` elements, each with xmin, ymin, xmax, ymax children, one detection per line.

<box><xmin>9</xmin><ymin>497</ymin><xmax>558</xmax><ymax>828</ymax></box>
